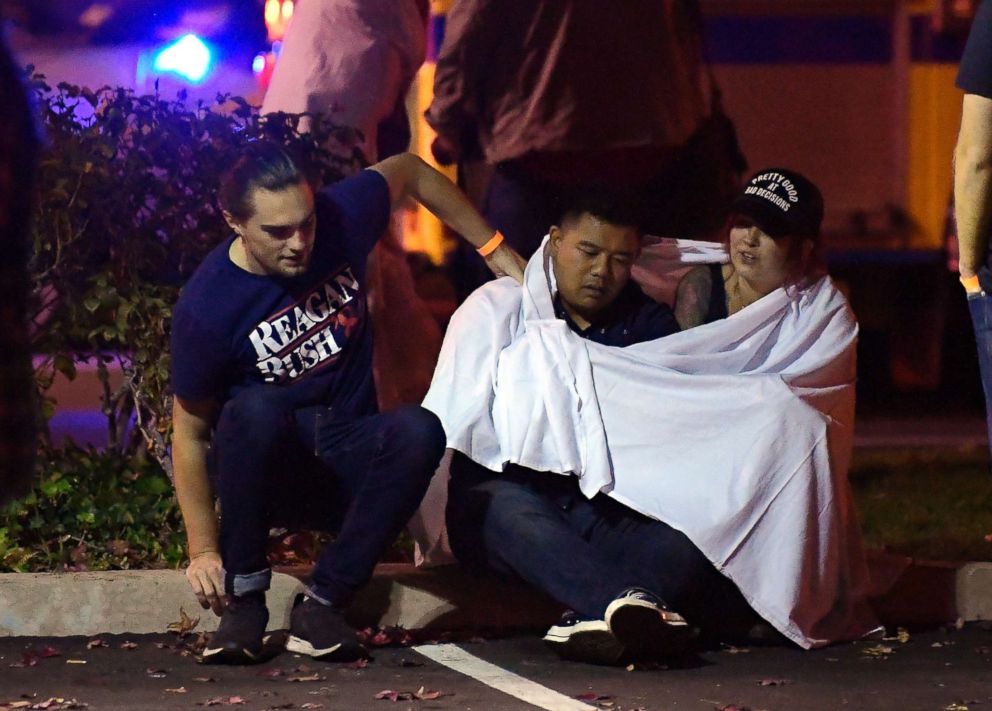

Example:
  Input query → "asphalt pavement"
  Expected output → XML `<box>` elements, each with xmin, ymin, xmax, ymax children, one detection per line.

<box><xmin>1</xmin><ymin>624</ymin><xmax>990</xmax><ymax>711</ymax></box>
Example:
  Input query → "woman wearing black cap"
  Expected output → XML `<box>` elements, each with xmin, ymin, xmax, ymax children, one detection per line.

<box><xmin>674</xmin><ymin>168</ymin><xmax>825</xmax><ymax>329</ymax></box>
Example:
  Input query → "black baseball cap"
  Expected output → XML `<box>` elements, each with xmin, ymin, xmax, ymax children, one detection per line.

<box><xmin>732</xmin><ymin>168</ymin><xmax>824</xmax><ymax>240</ymax></box>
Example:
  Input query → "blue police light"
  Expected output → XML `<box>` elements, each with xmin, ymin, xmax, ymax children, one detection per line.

<box><xmin>153</xmin><ymin>34</ymin><xmax>213</xmax><ymax>83</ymax></box>
<box><xmin>252</xmin><ymin>53</ymin><xmax>266</xmax><ymax>74</ymax></box>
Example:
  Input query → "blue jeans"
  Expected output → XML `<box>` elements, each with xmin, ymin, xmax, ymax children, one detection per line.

<box><xmin>211</xmin><ymin>387</ymin><xmax>445</xmax><ymax>606</ymax></box>
<box><xmin>968</xmin><ymin>289</ymin><xmax>992</xmax><ymax>449</ymax></box>
<box><xmin>446</xmin><ymin>454</ymin><xmax>757</xmax><ymax>635</ymax></box>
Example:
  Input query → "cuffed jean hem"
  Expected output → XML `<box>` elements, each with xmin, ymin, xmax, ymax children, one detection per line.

<box><xmin>303</xmin><ymin>585</ymin><xmax>344</xmax><ymax>610</ymax></box>
<box><xmin>227</xmin><ymin>568</ymin><xmax>272</xmax><ymax>597</ymax></box>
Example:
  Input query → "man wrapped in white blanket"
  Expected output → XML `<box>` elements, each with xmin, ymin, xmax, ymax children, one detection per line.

<box><xmin>422</xmin><ymin>170</ymin><xmax>879</xmax><ymax>664</ymax></box>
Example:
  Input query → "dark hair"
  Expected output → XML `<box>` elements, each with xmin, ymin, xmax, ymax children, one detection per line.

<box><xmin>218</xmin><ymin>141</ymin><xmax>308</xmax><ymax>221</ymax></box>
<box><xmin>556</xmin><ymin>186</ymin><xmax>644</xmax><ymax>233</ymax></box>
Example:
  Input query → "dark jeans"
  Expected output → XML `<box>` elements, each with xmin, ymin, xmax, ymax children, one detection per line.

<box><xmin>211</xmin><ymin>386</ymin><xmax>445</xmax><ymax>606</ymax></box>
<box><xmin>446</xmin><ymin>453</ymin><xmax>758</xmax><ymax>636</ymax></box>
<box><xmin>969</xmin><ymin>287</ymin><xmax>992</xmax><ymax>449</ymax></box>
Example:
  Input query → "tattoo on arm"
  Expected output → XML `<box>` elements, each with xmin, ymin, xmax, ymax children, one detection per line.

<box><xmin>675</xmin><ymin>266</ymin><xmax>713</xmax><ymax>330</ymax></box>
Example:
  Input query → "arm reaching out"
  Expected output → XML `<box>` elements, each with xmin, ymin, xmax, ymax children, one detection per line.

<box><xmin>369</xmin><ymin>153</ymin><xmax>527</xmax><ymax>282</ymax></box>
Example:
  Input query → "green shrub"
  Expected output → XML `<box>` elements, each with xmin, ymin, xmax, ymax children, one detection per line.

<box><xmin>0</xmin><ymin>443</ymin><xmax>184</xmax><ymax>572</ymax></box>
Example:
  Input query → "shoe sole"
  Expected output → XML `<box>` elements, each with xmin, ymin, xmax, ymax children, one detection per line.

<box><xmin>201</xmin><ymin>645</ymin><xmax>262</xmax><ymax>665</ymax></box>
<box><xmin>543</xmin><ymin>621</ymin><xmax>625</xmax><ymax>665</ymax></box>
<box><xmin>606</xmin><ymin>600</ymin><xmax>694</xmax><ymax>659</ymax></box>
<box><xmin>286</xmin><ymin>634</ymin><xmax>366</xmax><ymax>662</ymax></box>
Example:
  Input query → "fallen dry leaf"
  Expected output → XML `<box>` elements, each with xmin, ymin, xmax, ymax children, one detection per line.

<box><xmin>300</xmin><ymin>704</ymin><xmax>324</xmax><ymax>710</ymax></box>
<box><xmin>200</xmin><ymin>697</ymin><xmax>245</xmax><ymax>707</ymax></box>
<box><xmin>861</xmin><ymin>644</ymin><xmax>894</xmax><ymax>658</ymax></box>
<box><xmin>119</xmin><ymin>641</ymin><xmax>138</xmax><ymax>650</ymax></box>
<box><xmin>85</xmin><ymin>640</ymin><xmax>107</xmax><ymax>650</ymax></box>
<box><xmin>882</xmin><ymin>628</ymin><xmax>910</xmax><ymax>644</ymax></box>
<box><xmin>944</xmin><ymin>704</ymin><xmax>970</xmax><ymax>711</ymax></box>
<box><xmin>192</xmin><ymin>677</ymin><xmax>217</xmax><ymax>683</ymax></box>
<box><xmin>575</xmin><ymin>693</ymin><xmax>614</xmax><ymax>702</ymax></box>
<box><xmin>975</xmin><ymin>646</ymin><xmax>992</xmax><ymax>655</ymax></box>
<box><xmin>256</xmin><ymin>668</ymin><xmax>285</xmax><ymax>679</ymax></box>
<box><xmin>165</xmin><ymin>688</ymin><xmax>187</xmax><ymax>694</ymax></box>
<box><xmin>9</xmin><ymin>651</ymin><xmax>39</xmax><ymax>668</ymax></box>
<box><xmin>756</xmin><ymin>679</ymin><xmax>791</xmax><ymax>687</ymax></box>
<box><xmin>374</xmin><ymin>690</ymin><xmax>409</xmax><ymax>702</ymax></box>
<box><xmin>146</xmin><ymin>668</ymin><xmax>168</xmax><ymax>679</ymax></box>
<box><xmin>288</xmin><ymin>673</ymin><xmax>324</xmax><ymax>682</ymax></box>
<box><xmin>12</xmin><ymin>699</ymin><xmax>88</xmax><ymax>710</ymax></box>
<box><xmin>722</xmin><ymin>645</ymin><xmax>750</xmax><ymax>654</ymax></box>
<box><xmin>360</xmin><ymin>626</ymin><xmax>414</xmax><ymax>647</ymax></box>
<box><xmin>167</xmin><ymin>607</ymin><xmax>201</xmax><ymax>637</ymax></box>
<box><xmin>413</xmin><ymin>687</ymin><xmax>449</xmax><ymax>701</ymax></box>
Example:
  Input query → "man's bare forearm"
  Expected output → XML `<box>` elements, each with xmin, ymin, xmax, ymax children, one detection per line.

<box><xmin>172</xmin><ymin>435</ymin><xmax>219</xmax><ymax>558</ymax></box>
<box><xmin>954</xmin><ymin>94</ymin><xmax>992</xmax><ymax>277</ymax></box>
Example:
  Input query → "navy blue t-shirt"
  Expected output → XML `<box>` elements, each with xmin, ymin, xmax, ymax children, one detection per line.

<box><xmin>553</xmin><ymin>281</ymin><xmax>681</xmax><ymax>346</ymax></box>
<box><xmin>170</xmin><ymin>169</ymin><xmax>390</xmax><ymax>417</ymax></box>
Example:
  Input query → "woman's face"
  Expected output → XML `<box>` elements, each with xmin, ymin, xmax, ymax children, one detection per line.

<box><xmin>728</xmin><ymin>217</ymin><xmax>794</xmax><ymax>296</ymax></box>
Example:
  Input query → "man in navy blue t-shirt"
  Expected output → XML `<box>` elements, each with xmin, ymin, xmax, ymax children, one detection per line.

<box><xmin>170</xmin><ymin>141</ymin><xmax>524</xmax><ymax>664</ymax></box>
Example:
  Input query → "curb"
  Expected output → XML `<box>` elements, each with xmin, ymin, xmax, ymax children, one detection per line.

<box><xmin>2</xmin><ymin>560</ymin><xmax>988</xmax><ymax>639</ymax></box>
<box><xmin>0</xmin><ymin>564</ymin><xmax>561</xmax><ymax>638</ymax></box>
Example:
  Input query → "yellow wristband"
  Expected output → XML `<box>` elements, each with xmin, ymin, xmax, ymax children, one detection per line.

<box><xmin>961</xmin><ymin>274</ymin><xmax>982</xmax><ymax>294</ymax></box>
<box><xmin>476</xmin><ymin>231</ymin><xmax>504</xmax><ymax>257</ymax></box>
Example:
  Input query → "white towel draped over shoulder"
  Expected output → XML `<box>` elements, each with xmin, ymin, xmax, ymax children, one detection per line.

<box><xmin>421</xmin><ymin>237</ymin><xmax>879</xmax><ymax>649</ymax></box>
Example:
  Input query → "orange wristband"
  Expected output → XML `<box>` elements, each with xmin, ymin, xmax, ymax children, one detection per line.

<box><xmin>961</xmin><ymin>274</ymin><xmax>982</xmax><ymax>294</ymax></box>
<box><xmin>476</xmin><ymin>231</ymin><xmax>504</xmax><ymax>257</ymax></box>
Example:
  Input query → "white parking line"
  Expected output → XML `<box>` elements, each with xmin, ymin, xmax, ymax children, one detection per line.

<box><xmin>412</xmin><ymin>643</ymin><xmax>597</xmax><ymax>711</ymax></box>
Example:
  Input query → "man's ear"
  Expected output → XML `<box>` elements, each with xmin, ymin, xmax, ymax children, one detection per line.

<box><xmin>222</xmin><ymin>210</ymin><xmax>243</xmax><ymax>235</ymax></box>
<box><xmin>549</xmin><ymin>225</ymin><xmax>563</xmax><ymax>256</ymax></box>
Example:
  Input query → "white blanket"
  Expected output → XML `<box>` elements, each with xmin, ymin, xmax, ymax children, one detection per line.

<box><xmin>420</xmin><ymin>237</ymin><xmax>879</xmax><ymax>649</ymax></box>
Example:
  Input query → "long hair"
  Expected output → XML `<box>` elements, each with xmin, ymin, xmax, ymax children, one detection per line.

<box><xmin>218</xmin><ymin>141</ymin><xmax>307</xmax><ymax>221</ymax></box>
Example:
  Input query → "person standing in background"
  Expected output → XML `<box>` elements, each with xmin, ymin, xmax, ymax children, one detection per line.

<box><xmin>0</xmin><ymin>35</ymin><xmax>39</xmax><ymax>504</ymax></box>
<box><xmin>954</xmin><ymin>0</ymin><xmax>992</xmax><ymax>452</ymax></box>
<box><xmin>426</xmin><ymin>0</ymin><xmax>735</xmax><ymax>293</ymax></box>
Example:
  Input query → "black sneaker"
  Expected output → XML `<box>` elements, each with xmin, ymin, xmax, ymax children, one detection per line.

<box><xmin>605</xmin><ymin>588</ymin><xmax>695</xmax><ymax>659</ymax></box>
<box><xmin>202</xmin><ymin>593</ymin><xmax>268</xmax><ymax>664</ymax></box>
<box><xmin>542</xmin><ymin>610</ymin><xmax>625</xmax><ymax>665</ymax></box>
<box><xmin>285</xmin><ymin>594</ymin><xmax>366</xmax><ymax>662</ymax></box>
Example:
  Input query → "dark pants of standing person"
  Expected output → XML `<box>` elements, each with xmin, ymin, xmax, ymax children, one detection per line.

<box><xmin>446</xmin><ymin>453</ymin><xmax>761</xmax><ymax>640</ymax></box>
<box><xmin>210</xmin><ymin>386</ymin><xmax>446</xmax><ymax>607</ymax></box>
